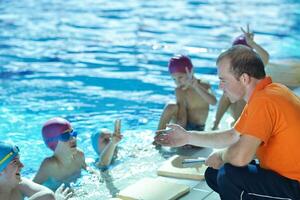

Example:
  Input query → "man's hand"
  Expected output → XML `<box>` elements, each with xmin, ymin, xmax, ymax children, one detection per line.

<box><xmin>55</xmin><ymin>184</ymin><xmax>73</xmax><ymax>200</ymax></box>
<box><xmin>154</xmin><ymin>124</ymin><xmax>189</xmax><ymax>147</ymax></box>
<box><xmin>205</xmin><ymin>151</ymin><xmax>224</xmax><ymax>169</ymax></box>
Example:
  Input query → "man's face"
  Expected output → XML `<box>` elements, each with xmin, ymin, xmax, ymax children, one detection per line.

<box><xmin>171</xmin><ymin>72</ymin><xmax>188</xmax><ymax>88</ymax></box>
<box><xmin>217</xmin><ymin>58</ymin><xmax>245</xmax><ymax>103</ymax></box>
<box><xmin>0</xmin><ymin>155</ymin><xmax>24</xmax><ymax>186</ymax></box>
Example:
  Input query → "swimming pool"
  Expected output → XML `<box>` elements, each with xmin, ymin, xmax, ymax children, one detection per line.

<box><xmin>1</xmin><ymin>0</ymin><xmax>300</xmax><ymax>199</ymax></box>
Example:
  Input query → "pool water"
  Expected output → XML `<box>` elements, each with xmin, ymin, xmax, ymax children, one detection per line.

<box><xmin>1</xmin><ymin>0</ymin><xmax>300</xmax><ymax>199</ymax></box>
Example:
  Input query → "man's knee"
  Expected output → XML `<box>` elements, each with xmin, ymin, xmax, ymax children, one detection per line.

<box><xmin>217</xmin><ymin>163</ymin><xmax>247</xmax><ymax>188</ymax></box>
<box><xmin>205</xmin><ymin>167</ymin><xmax>219</xmax><ymax>192</ymax></box>
<box><xmin>205</xmin><ymin>167</ymin><xmax>216</xmax><ymax>181</ymax></box>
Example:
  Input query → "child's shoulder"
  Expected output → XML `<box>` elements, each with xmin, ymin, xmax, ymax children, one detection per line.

<box><xmin>40</xmin><ymin>156</ymin><xmax>59</xmax><ymax>169</ymax></box>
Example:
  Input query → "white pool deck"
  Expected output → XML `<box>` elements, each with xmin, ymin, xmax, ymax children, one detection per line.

<box><xmin>157</xmin><ymin>176</ymin><xmax>220</xmax><ymax>200</ymax></box>
<box><xmin>113</xmin><ymin>147</ymin><xmax>221</xmax><ymax>200</ymax></box>
<box><xmin>161</xmin><ymin>147</ymin><xmax>220</xmax><ymax>200</ymax></box>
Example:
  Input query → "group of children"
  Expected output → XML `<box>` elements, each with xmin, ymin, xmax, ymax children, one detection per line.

<box><xmin>0</xmin><ymin>118</ymin><xmax>123</xmax><ymax>199</ymax></box>
<box><xmin>1</xmin><ymin>25</ymin><xmax>298</xmax><ymax>200</ymax></box>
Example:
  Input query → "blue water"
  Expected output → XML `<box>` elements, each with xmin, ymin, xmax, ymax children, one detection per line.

<box><xmin>1</xmin><ymin>0</ymin><xmax>300</xmax><ymax>199</ymax></box>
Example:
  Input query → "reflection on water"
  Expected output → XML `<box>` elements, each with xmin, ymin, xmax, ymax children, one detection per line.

<box><xmin>100</xmin><ymin>170</ymin><xmax>120</xmax><ymax>197</ymax></box>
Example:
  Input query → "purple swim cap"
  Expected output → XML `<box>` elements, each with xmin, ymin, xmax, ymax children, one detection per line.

<box><xmin>232</xmin><ymin>34</ymin><xmax>250</xmax><ymax>47</ymax></box>
<box><xmin>168</xmin><ymin>55</ymin><xmax>193</xmax><ymax>74</ymax></box>
<box><xmin>42</xmin><ymin>117</ymin><xmax>72</xmax><ymax>151</ymax></box>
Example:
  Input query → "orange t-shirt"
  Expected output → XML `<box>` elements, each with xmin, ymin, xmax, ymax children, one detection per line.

<box><xmin>235</xmin><ymin>76</ymin><xmax>300</xmax><ymax>181</ymax></box>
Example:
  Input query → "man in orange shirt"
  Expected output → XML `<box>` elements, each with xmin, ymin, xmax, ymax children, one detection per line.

<box><xmin>155</xmin><ymin>45</ymin><xmax>300</xmax><ymax>199</ymax></box>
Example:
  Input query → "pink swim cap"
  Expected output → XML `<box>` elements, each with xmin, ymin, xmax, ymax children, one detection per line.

<box><xmin>168</xmin><ymin>55</ymin><xmax>193</xmax><ymax>74</ymax></box>
<box><xmin>232</xmin><ymin>34</ymin><xmax>250</xmax><ymax>47</ymax></box>
<box><xmin>42</xmin><ymin>117</ymin><xmax>72</xmax><ymax>151</ymax></box>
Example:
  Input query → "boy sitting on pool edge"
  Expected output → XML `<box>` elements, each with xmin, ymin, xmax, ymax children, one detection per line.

<box><xmin>157</xmin><ymin>55</ymin><xmax>217</xmax><ymax>132</ymax></box>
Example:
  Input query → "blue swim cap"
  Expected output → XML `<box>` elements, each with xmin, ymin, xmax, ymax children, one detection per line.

<box><xmin>91</xmin><ymin>132</ymin><xmax>101</xmax><ymax>155</ymax></box>
<box><xmin>0</xmin><ymin>142</ymin><xmax>19</xmax><ymax>172</ymax></box>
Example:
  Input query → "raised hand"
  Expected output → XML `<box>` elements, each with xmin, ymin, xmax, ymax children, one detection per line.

<box><xmin>112</xmin><ymin>119</ymin><xmax>123</xmax><ymax>144</ymax></box>
<box><xmin>114</xmin><ymin>119</ymin><xmax>121</xmax><ymax>135</ymax></box>
<box><xmin>241</xmin><ymin>24</ymin><xmax>254</xmax><ymax>45</ymax></box>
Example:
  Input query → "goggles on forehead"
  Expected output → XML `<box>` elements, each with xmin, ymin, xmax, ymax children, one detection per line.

<box><xmin>45</xmin><ymin>129</ymin><xmax>78</xmax><ymax>143</ymax></box>
<box><xmin>0</xmin><ymin>145</ymin><xmax>19</xmax><ymax>166</ymax></box>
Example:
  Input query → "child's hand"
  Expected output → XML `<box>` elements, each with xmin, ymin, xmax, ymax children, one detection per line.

<box><xmin>112</xmin><ymin>133</ymin><xmax>123</xmax><ymax>144</ymax></box>
<box><xmin>182</xmin><ymin>67</ymin><xmax>197</xmax><ymax>90</ymax></box>
<box><xmin>112</xmin><ymin>119</ymin><xmax>122</xmax><ymax>144</ymax></box>
<box><xmin>114</xmin><ymin>119</ymin><xmax>121</xmax><ymax>135</ymax></box>
<box><xmin>112</xmin><ymin>119</ymin><xmax>123</xmax><ymax>144</ymax></box>
<box><xmin>101</xmin><ymin>132</ymin><xmax>112</xmax><ymax>143</ymax></box>
<box><xmin>55</xmin><ymin>184</ymin><xmax>73</xmax><ymax>200</ymax></box>
<box><xmin>241</xmin><ymin>24</ymin><xmax>254</xmax><ymax>45</ymax></box>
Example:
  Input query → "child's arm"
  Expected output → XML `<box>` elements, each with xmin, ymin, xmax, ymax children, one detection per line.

<box><xmin>97</xmin><ymin>141</ymin><xmax>118</xmax><ymax>167</ymax></box>
<box><xmin>241</xmin><ymin>25</ymin><xmax>269</xmax><ymax>66</ymax></box>
<box><xmin>78</xmin><ymin>150</ymin><xmax>100</xmax><ymax>176</ymax></box>
<box><xmin>192</xmin><ymin>80</ymin><xmax>217</xmax><ymax>105</ymax></box>
<box><xmin>17</xmin><ymin>178</ymin><xmax>55</xmax><ymax>200</ymax></box>
<box><xmin>212</xmin><ymin>94</ymin><xmax>231</xmax><ymax>130</ymax></box>
<box><xmin>184</xmin><ymin>68</ymin><xmax>217</xmax><ymax>105</ymax></box>
<box><xmin>175</xmin><ymin>87</ymin><xmax>188</xmax><ymax>128</ymax></box>
<box><xmin>33</xmin><ymin>158</ymin><xmax>52</xmax><ymax>185</ymax></box>
<box><xmin>97</xmin><ymin>120</ymin><xmax>122</xmax><ymax>167</ymax></box>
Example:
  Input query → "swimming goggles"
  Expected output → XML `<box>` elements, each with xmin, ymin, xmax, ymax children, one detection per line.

<box><xmin>0</xmin><ymin>145</ymin><xmax>20</xmax><ymax>166</ymax></box>
<box><xmin>59</xmin><ymin>128</ymin><xmax>78</xmax><ymax>142</ymax></box>
<box><xmin>46</xmin><ymin>129</ymin><xmax>78</xmax><ymax>143</ymax></box>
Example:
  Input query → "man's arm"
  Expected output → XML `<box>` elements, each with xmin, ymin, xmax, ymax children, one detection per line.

<box><xmin>154</xmin><ymin>124</ymin><xmax>239</xmax><ymax>148</ymax></box>
<box><xmin>212</xmin><ymin>94</ymin><xmax>231</xmax><ymax>130</ymax></box>
<box><xmin>222</xmin><ymin>132</ymin><xmax>261</xmax><ymax>166</ymax></box>
<box><xmin>17</xmin><ymin>178</ymin><xmax>55</xmax><ymax>200</ymax></box>
<box><xmin>188</xmin><ymin>128</ymin><xmax>239</xmax><ymax>148</ymax></box>
<box><xmin>207</xmin><ymin>131</ymin><xmax>262</xmax><ymax>169</ymax></box>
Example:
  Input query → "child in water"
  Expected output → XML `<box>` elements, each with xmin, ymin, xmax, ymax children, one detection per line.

<box><xmin>91</xmin><ymin>119</ymin><xmax>123</xmax><ymax>169</ymax></box>
<box><xmin>0</xmin><ymin>141</ymin><xmax>72</xmax><ymax>200</ymax></box>
<box><xmin>33</xmin><ymin>117</ymin><xmax>91</xmax><ymax>191</ymax></box>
